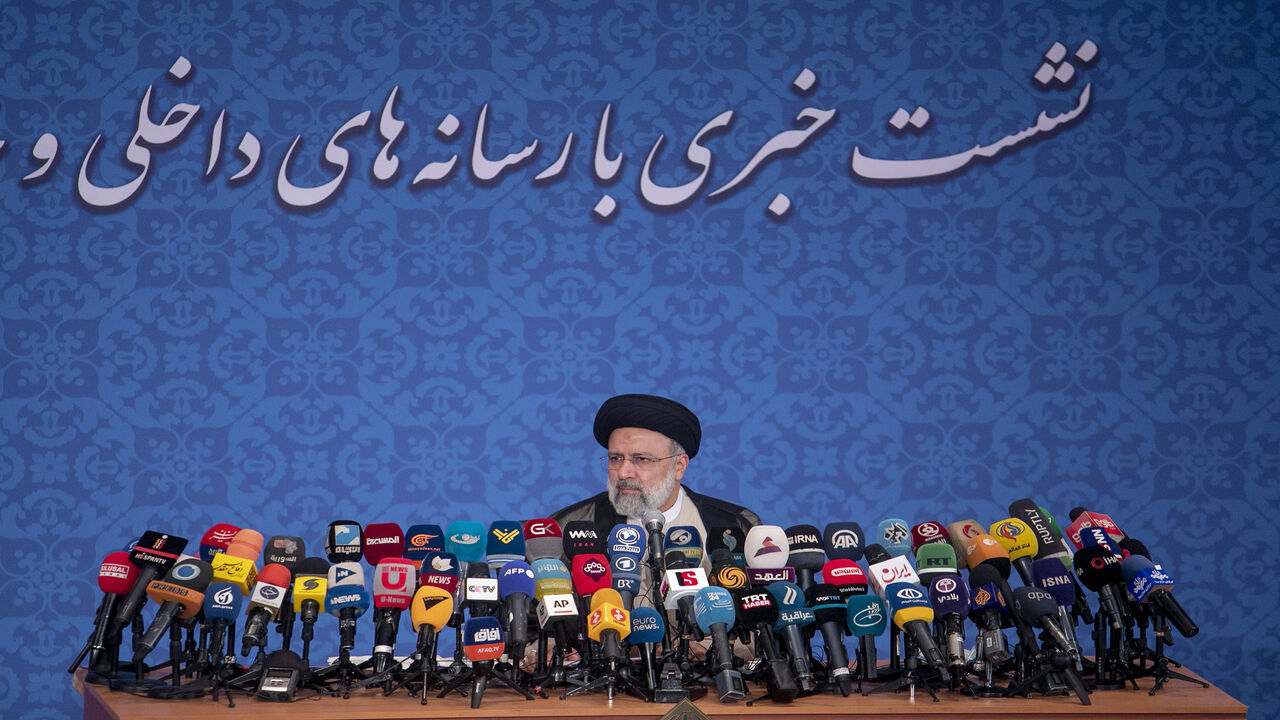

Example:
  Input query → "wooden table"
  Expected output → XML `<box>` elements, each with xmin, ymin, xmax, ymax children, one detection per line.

<box><xmin>75</xmin><ymin>668</ymin><xmax>1247</xmax><ymax>720</ymax></box>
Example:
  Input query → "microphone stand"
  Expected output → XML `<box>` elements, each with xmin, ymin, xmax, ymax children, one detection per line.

<box><xmin>438</xmin><ymin>658</ymin><xmax>536</xmax><ymax>707</ymax></box>
<box><xmin>862</xmin><ymin>635</ymin><xmax>941</xmax><ymax>702</ymax></box>
<box><xmin>1132</xmin><ymin>613</ymin><xmax>1208</xmax><ymax>694</ymax></box>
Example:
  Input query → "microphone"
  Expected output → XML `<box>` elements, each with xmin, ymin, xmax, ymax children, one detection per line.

<box><xmin>784</xmin><ymin>524</ymin><xmax>825</xmax><ymax>590</ymax></box>
<box><xmin>370</xmin><ymin>558</ymin><xmax>416</xmax><ymax>673</ymax></box>
<box><xmin>1121</xmin><ymin>555</ymin><xmax>1198</xmax><ymax>637</ymax></box>
<box><xmin>409</xmin><ymin>584</ymin><xmax>453</xmax><ymax>663</ymax></box>
<box><xmin>944</xmin><ymin>519</ymin><xmax>984</xmax><ymax>567</ymax></box>
<box><xmin>845</xmin><ymin>594</ymin><xmax>887</xmax><ymax>680</ymax></box>
<box><xmin>419</xmin><ymin>551</ymin><xmax>461</xmax><ymax>595</ymax></box>
<box><xmin>767</xmin><ymin>581</ymin><xmax>816</xmax><ymax>692</ymax></box>
<box><xmin>629</xmin><ymin>607</ymin><xmax>665</xmax><ymax>692</ymax></box>
<box><xmin>711</xmin><ymin>549</ymin><xmax>749</xmax><ymax>591</ymax></box>
<box><xmin>1030</xmin><ymin>556</ymin><xmax>1083</xmax><ymax>662</ymax></box>
<box><xmin>806</xmin><ymin>583</ymin><xmax>853</xmax><ymax>696</ymax></box>
<box><xmin>325</xmin><ymin>521</ymin><xmax>363</xmax><ymax>564</ymax></box>
<box><xmin>693</xmin><ymin>587</ymin><xmax>746</xmax><ymax>701</ymax></box>
<box><xmin>241</xmin><ymin>563</ymin><xmax>292</xmax><ymax>656</ymax></box>
<box><xmin>745</xmin><ymin>525</ymin><xmax>790</xmax><ymax>569</ymax></box>
<box><xmin>497</xmin><ymin>560</ymin><xmax>535</xmax><ymax>650</ymax></box>
<box><xmin>662</xmin><ymin>564</ymin><xmax>708</xmax><ymax>640</ymax></box>
<box><xmin>563</xmin><ymin>520</ymin><xmax>606</xmax><ymax>559</ymax></box>
<box><xmin>1067</xmin><ymin>508</ymin><xmax>1126</xmax><ymax>547</ymax></box>
<box><xmin>460</xmin><ymin>616</ymin><xmax>505</xmax><ymax>708</ymax></box>
<box><xmin>211</xmin><ymin>528</ymin><xmax>263</xmax><ymax>593</ymax></box>
<box><xmin>865</xmin><ymin>543</ymin><xmax>919</xmax><ymax>595</ymax></box>
<box><xmin>110</xmin><ymin>530</ymin><xmax>189</xmax><ymax>635</ymax></box>
<box><xmin>875</xmin><ymin>518</ymin><xmax>912</xmax><ymax>557</ymax></box>
<box><xmin>1074</xmin><ymin>545</ymin><xmax>1127</xmax><ymax>630</ymax></box>
<box><xmin>586</xmin><ymin>588</ymin><xmax>631</xmax><ymax>663</ymax></box>
<box><xmin>915</xmin><ymin>541</ymin><xmax>959</xmax><ymax>582</ymax></box>
<box><xmin>75</xmin><ymin>551</ymin><xmax>138</xmax><ymax>672</ymax></box>
<box><xmin>641</xmin><ymin>510</ymin><xmax>667</xmax><ymax>602</ymax></box>
<box><xmin>885</xmin><ymin>581</ymin><xmax>945</xmax><ymax>670</ymax></box>
<box><xmin>967</xmin><ymin>565</ymin><xmax>1011</xmax><ymax>663</ymax></box>
<box><xmin>823</xmin><ymin>521</ymin><xmax>865</xmax><ymax>562</ymax></box>
<box><xmin>445</xmin><ymin>521</ymin><xmax>486</xmax><ymax>563</ymax></box>
<box><xmin>535</xmin><ymin>586</ymin><xmax>579</xmax><ymax>652</ymax></box>
<box><xmin>610</xmin><ymin>554</ymin><xmax>642</xmax><ymax>608</ymax></box>
<box><xmin>325</xmin><ymin>564</ymin><xmax>370</xmax><ymax>651</ymax></box>
<box><xmin>1008</xmin><ymin>498</ymin><xmax>1074</xmax><ymax>564</ymax></box>
<box><xmin>202</xmin><ymin>583</ymin><xmax>242</xmax><ymax>665</ymax></box>
<box><xmin>822</xmin><ymin>559</ymin><xmax>869</xmax><ymax>598</ymax></box>
<box><xmin>926</xmin><ymin>574</ymin><xmax>970</xmax><ymax>670</ymax></box>
<box><xmin>966</xmin><ymin>533</ymin><xmax>1040</xmax><ymax>647</ymax></box>
<box><xmin>735</xmin><ymin>588</ymin><xmax>798</xmax><ymax>702</ymax></box>
<box><xmin>707</xmin><ymin>525</ymin><xmax>746</xmax><ymax>566</ymax></box>
<box><xmin>363</xmin><ymin>523</ymin><xmax>406</xmax><ymax>566</ymax></box>
<box><xmin>463</xmin><ymin>561</ymin><xmax>498</xmax><ymax>616</ymax></box>
<box><xmin>570</xmin><ymin>553</ymin><xmax>612</xmax><ymax>607</ymax></box>
<box><xmin>264</xmin><ymin>535</ymin><xmax>305</xmax><ymax>569</ymax></box>
<box><xmin>910</xmin><ymin>521</ymin><xmax>951</xmax><ymax>552</ymax></box>
<box><xmin>1011</xmin><ymin>587</ymin><xmax>1092</xmax><ymax>704</ymax></box>
<box><xmin>291</xmin><ymin>557</ymin><xmax>329</xmax><ymax>649</ymax></box>
<box><xmin>486</xmin><ymin>521</ymin><xmax>525</xmax><ymax>568</ymax></box>
<box><xmin>523</xmin><ymin>518</ymin><xmax>563</xmax><ymax>561</ymax></box>
<box><xmin>989</xmin><ymin>518</ymin><xmax>1039</xmax><ymax>584</ymax></box>
<box><xmin>1079</xmin><ymin>524</ymin><xmax>1123</xmax><ymax>556</ymax></box>
<box><xmin>607</xmin><ymin>523</ymin><xmax>646</xmax><ymax>558</ymax></box>
<box><xmin>663</xmin><ymin>525</ymin><xmax>704</xmax><ymax>567</ymax></box>
<box><xmin>198</xmin><ymin>524</ymin><xmax>240</xmax><ymax>562</ymax></box>
<box><xmin>133</xmin><ymin>557</ymin><xmax>214</xmax><ymax>665</ymax></box>
<box><xmin>403</xmin><ymin>524</ymin><xmax>445</xmax><ymax>570</ymax></box>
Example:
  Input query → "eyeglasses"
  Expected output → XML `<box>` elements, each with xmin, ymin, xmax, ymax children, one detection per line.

<box><xmin>601</xmin><ymin>453</ymin><xmax>683</xmax><ymax>470</ymax></box>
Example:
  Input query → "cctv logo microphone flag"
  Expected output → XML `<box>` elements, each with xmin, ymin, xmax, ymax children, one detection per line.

<box><xmin>241</xmin><ymin>563</ymin><xmax>292</xmax><ymax>656</ymax></box>
<box><xmin>199</xmin><ymin>523</ymin><xmax>240</xmax><ymax>563</ymax></box>
<box><xmin>110</xmin><ymin>530</ymin><xmax>189</xmax><ymax>636</ymax></box>
<box><xmin>325</xmin><ymin>521</ymin><xmax>363</xmax><ymax>564</ymax></box>
<box><xmin>807</xmin><ymin>583</ymin><xmax>854</xmax><ymax>696</ymax></box>
<box><xmin>694</xmin><ymin>586</ymin><xmax>746</xmax><ymax>702</ymax></box>
<box><xmin>822</xmin><ymin>558</ymin><xmax>869</xmax><ymax>598</ymax></box>
<box><xmin>370</xmin><ymin>558</ymin><xmax>416</xmax><ymax>673</ymax></box>
<box><xmin>876</xmin><ymin>518</ymin><xmax>912</xmax><ymax>558</ymax></box>
<box><xmin>1121</xmin><ymin>555</ymin><xmax>1198</xmax><ymax>638</ymax></box>
<box><xmin>463</xmin><ymin>561</ymin><xmax>499</xmax><ymax>616</ymax></box>
<box><xmin>784</xmin><ymin>524</ymin><xmax>825</xmax><ymax>591</ymax></box>
<box><xmin>362</xmin><ymin>523</ymin><xmax>405</xmax><ymax>566</ymax></box>
<box><xmin>403</xmin><ymin>524</ymin><xmax>445</xmax><ymax>570</ymax></box>
<box><xmin>823</xmin><ymin>521</ymin><xmax>864</xmax><ymax>562</ymax></box>
<box><xmin>910</xmin><ymin>521</ymin><xmax>950</xmax><ymax>552</ymax></box>
<box><xmin>523</xmin><ymin>518</ymin><xmax>563</xmax><ymax>562</ymax></box>
<box><xmin>663</xmin><ymin>525</ymin><xmax>703</xmax><ymax>567</ymax></box>
<box><xmin>445</xmin><ymin>521</ymin><xmax>486</xmax><ymax>563</ymax></box>
<box><xmin>486</xmin><ymin>521</ymin><xmax>525</xmax><ymax>568</ymax></box>
<box><xmin>133</xmin><ymin>557</ymin><xmax>214</xmax><ymax>666</ymax></box>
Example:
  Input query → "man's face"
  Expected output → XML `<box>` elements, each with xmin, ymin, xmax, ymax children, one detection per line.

<box><xmin>605</xmin><ymin>427</ymin><xmax>687</xmax><ymax>517</ymax></box>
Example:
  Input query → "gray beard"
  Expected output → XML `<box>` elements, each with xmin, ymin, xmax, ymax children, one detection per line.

<box><xmin>609</xmin><ymin>464</ymin><xmax>680</xmax><ymax>518</ymax></box>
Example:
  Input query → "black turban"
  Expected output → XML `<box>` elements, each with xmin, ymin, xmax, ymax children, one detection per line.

<box><xmin>593</xmin><ymin>394</ymin><xmax>701</xmax><ymax>458</ymax></box>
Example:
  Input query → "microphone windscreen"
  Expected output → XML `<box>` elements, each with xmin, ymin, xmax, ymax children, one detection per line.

<box><xmin>784</xmin><ymin>524</ymin><xmax>825</xmax><ymax>571</ymax></box>
<box><xmin>204</xmin><ymin>582</ymin><xmax>243</xmax><ymax>619</ymax></box>
<box><xmin>328</xmin><ymin>561</ymin><xmax>365</xmax><ymax>588</ymax></box>
<box><xmin>885</xmin><ymin>582</ymin><xmax>933</xmax><ymax>627</ymax></box>
<box><xmin>765</xmin><ymin>581</ymin><xmax>806</xmax><ymax>611</ymax></box>
<box><xmin>822</xmin><ymin>559</ymin><xmax>868</xmax><ymax>596</ymax></box>
<box><xmin>1119</xmin><ymin>538</ymin><xmax>1151</xmax><ymax>559</ymax></box>
<box><xmin>325</xmin><ymin>583</ymin><xmax>370</xmax><ymax>617</ymax></box>
<box><xmin>927</xmin><ymin>574</ymin><xmax>970</xmax><ymax>619</ymax></box>
<box><xmin>607</xmin><ymin>523</ymin><xmax>646</xmax><ymax>558</ymax></box>
<box><xmin>99</xmin><ymin>551</ymin><xmax>138</xmax><ymax>594</ymax></box>
<box><xmin>664</xmin><ymin>550</ymin><xmax>690</xmax><ymax>570</ymax></box>
<box><xmin>1073</xmin><ymin>546</ymin><xmax>1123</xmax><ymax>590</ymax></box>
<box><xmin>610</xmin><ymin>555</ymin><xmax>641</xmax><ymax>595</ymax></box>
<box><xmin>1012</xmin><ymin>586</ymin><xmax>1059</xmax><ymax>624</ymax></box>
<box><xmin>806</xmin><ymin>583</ymin><xmax>848</xmax><ymax>624</ymax></box>
<box><xmin>862</xmin><ymin>543</ymin><xmax>891</xmax><ymax>566</ymax></box>
<box><xmin>199</xmin><ymin>523</ymin><xmax>240</xmax><ymax>563</ymax></box>
<box><xmin>989</xmin><ymin>518</ymin><xmax>1038</xmax><ymax>560</ymax></box>
<box><xmin>563</xmin><ymin>521</ymin><xmax>605</xmax><ymax>559</ymax></box>
<box><xmin>256</xmin><ymin>563</ymin><xmax>292</xmax><ymax>589</ymax></box>
<box><xmin>571</xmin><ymin>554</ymin><xmax>612</xmax><ymax>596</ymax></box>
<box><xmin>910</xmin><ymin>521</ymin><xmax>950</xmax><ymax>551</ymax></box>
<box><xmin>486</xmin><ymin>520</ymin><xmax>525</xmax><ymax>567</ymax></box>
<box><xmin>735</xmin><ymin>588</ymin><xmax>779</xmax><ymax>625</ymax></box>
<box><xmin>875</xmin><ymin>518</ymin><xmax>912</xmax><ymax>557</ymax></box>
<box><xmin>523</xmin><ymin>518</ymin><xmax>563</xmax><ymax>561</ymax></box>
<box><xmin>915</xmin><ymin>542</ymin><xmax>958</xmax><ymax>578</ymax></box>
<box><xmin>965</xmin><ymin>534</ymin><xmax>1011</xmax><ymax>577</ymax></box>
<box><xmin>326</xmin><ymin>521</ymin><xmax>364</xmax><ymax>563</ymax></box>
<box><xmin>588</xmin><ymin>588</ymin><xmax>623</xmax><ymax>612</ymax></box>
<box><xmin>706</xmin><ymin>525</ymin><xmax>745</xmax><ymax>565</ymax></box>
<box><xmin>445</xmin><ymin>521</ymin><xmax>486</xmax><ymax>562</ymax></box>
<box><xmin>663</xmin><ymin>526</ymin><xmax>703</xmax><ymax>566</ymax></box>
<box><xmin>498</xmin><ymin>560</ymin><xmax>535</xmax><ymax>599</ymax></box>
<box><xmin>970</xmin><ymin>582</ymin><xmax>1005</xmax><ymax>614</ymax></box>
<box><xmin>823</xmin><ymin>522</ymin><xmax>865</xmax><ymax>561</ymax></box>
<box><xmin>744</xmin><ymin>525</ymin><xmax>789</xmax><ymax>569</ymax></box>
<box><xmin>461</xmin><ymin>617</ymin><xmax>505</xmax><ymax>661</ymax></box>
<box><xmin>845</xmin><ymin>594</ymin><xmax>887</xmax><ymax>637</ymax></box>
<box><xmin>410</xmin><ymin>585</ymin><xmax>454</xmax><ymax>631</ymax></box>
<box><xmin>403</xmin><ymin>524</ymin><xmax>444</xmax><ymax>569</ymax></box>
<box><xmin>1078</xmin><ymin>526</ymin><xmax>1121</xmax><ymax>555</ymax></box>
<box><xmin>363</xmin><ymin>523</ymin><xmax>405</xmax><ymax>566</ymax></box>
<box><xmin>693</xmin><ymin>586</ymin><xmax>737</xmax><ymax>632</ymax></box>
<box><xmin>1030</xmin><ymin>557</ymin><xmax>1076</xmax><ymax>608</ymax></box>
<box><xmin>1069</xmin><ymin>507</ymin><xmax>1086</xmax><ymax>521</ymax></box>
<box><xmin>264</xmin><ymin>536</ymin><xmax>305</xmax><ymax>569</ymax></box>
<box><xmin>968</xmin><ymin>563</ymin><xmax>1003</xmax><ymax>590</ymax></box>
<box><xmin>1007</xmin><ymin>498</ymin><xmax>1062</xmax><ymax>558</ymax></box>
<box><xmin>373</xmin><ymin>558</ymin><xmax>416</xmax><ymax>608</ymax></box>
<box><xmin>296</xmin><ymin>556</ymin><xmax>329</xmax><ymax>577</ymax></box>
<box><xmin>226</xmin><ymin>529</ymin><xmax>264</xmax><ymax>561</ymax></box>
<box><xmin>629</xmin><ymin>606</ymin><xmax>666</xmax><ymax>644</ymax></box>
<box><xmin>944</xmin><ymin>520</ymin><xmax>984</xmax><ymax>566</ymax></box>
<box><xmin>1120</xmin><ymin>554</ymin><xmax>1156</xmax><ymax>582</ymax></box>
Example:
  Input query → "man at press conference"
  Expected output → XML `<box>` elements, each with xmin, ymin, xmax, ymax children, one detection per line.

<box><xmin>550</xmin><ymin>393</ymin><xmax>761</xmax><ymax>579</ymax></box>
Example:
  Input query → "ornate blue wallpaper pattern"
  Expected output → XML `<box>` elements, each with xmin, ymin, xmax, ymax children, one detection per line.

<box><xmin>1</xmin><ymin>1</ymin><xmax>1276</xmax><ymax>717</ymax></box>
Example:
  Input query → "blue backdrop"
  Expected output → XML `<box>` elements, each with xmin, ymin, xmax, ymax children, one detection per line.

<box><xmin>1</xmin><ymin>1</ymin><xmax>1276</xmax><ymax>717</ymax></box>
